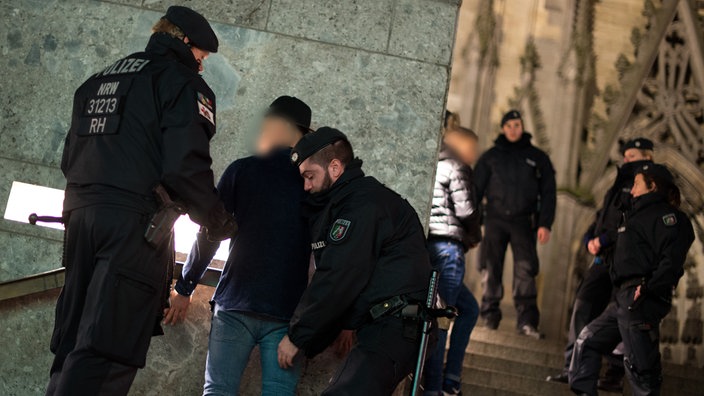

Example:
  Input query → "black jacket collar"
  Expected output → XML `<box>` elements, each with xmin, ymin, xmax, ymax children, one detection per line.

<box><xmin>494</xmin><ymin>132</ymin><xmax>533</xmax><ymax>150</ymax></box>
<box><xmin>145</xmin><ymin>33</ymin><xmax>199</xmax><ymax>72</ymax></box>
<box><xmin>631</xmin><ymin>191</ymin><xmax>666</xmax><ymax>214</ymax></box>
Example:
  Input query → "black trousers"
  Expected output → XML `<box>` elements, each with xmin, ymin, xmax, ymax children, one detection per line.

<box><xmin>561</xmin><ymin>258</ymin><xmax>616</xmax><ymax>372</ymax></box>
<box><xmin>46</xmin><ymin>205</ymin><xmax>171</xmax><ymax>396</ymax></box>
<box><xmin>479</xmin><ymin>217</ymin><xmax>540</xmax><ymax>328</ymax></box>
<box><xmin>323</xmin><ymin>317</ymin><xmax>418</xmax><ymax>395</ymax></box>
<box><xmin>569</xmin><ymin>286</ymin><xmax>670</xmax><ymax>396</ymax></box>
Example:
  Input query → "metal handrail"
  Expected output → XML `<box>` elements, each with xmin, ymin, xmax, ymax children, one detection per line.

<box><xmin>0</xmin><ymin>262</ymin><xmax>221</xmax><ymax>302</ymax></box>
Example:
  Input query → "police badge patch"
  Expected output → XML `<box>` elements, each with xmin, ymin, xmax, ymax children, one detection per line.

<box><xmin>329</xmin><ymin>219</ymin><xmax>351</xmax><ymax>242</ymax></box>
<box><xmin>662</xmin><ymin>213</ymin><xmax>677</xmax><ymax>226</ymax></box>
<box><xmin>197</xmin><ymin>92</ymin><xmax>215</xmax><ymax>126</ymax></box>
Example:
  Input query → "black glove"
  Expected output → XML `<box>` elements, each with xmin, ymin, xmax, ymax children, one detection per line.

<box><xmin>203</xmin><ymin>207</ymin><xmax>238</xmax><ymax>242</ymax></box>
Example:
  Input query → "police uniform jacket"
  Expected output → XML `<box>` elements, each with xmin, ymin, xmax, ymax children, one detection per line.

<box><xmin>584</xmin><ymin>160</ymin><xmax>650</xmax><ymax>253</ymax></box>
<box><xmin>289</xmin><ymin>159</ymin><xmax>431</xmax><ymax>357</ymax></box>
<box><xmin>473</xmin><ymin>133</ymin><xmax>556</xmax><ymax>229</ymax></box>
<box><xmin>428</xmin><ymin>144</ymin><xmax>481</xmax><ymax>251</ymax></box>
<box><xmin>611</xmin><ymin>192</ymin><xmax>694</xmax><ymax>297</ymax></box>
<box><xmin>61</xmin><ymin>33</ymin><xmax>226</xmax><ymax>226</ymax></box>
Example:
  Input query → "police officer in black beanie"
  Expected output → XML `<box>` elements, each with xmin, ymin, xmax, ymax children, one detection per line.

<box><xmin>547</xmin><ymin>137</ymin><xmax>653</xmax><ymax>390</ymax></box>
<box><xmin>473</xmin><ymin>110</ymin><xmax>556</xmax><ymax>338</ymax></box>
<box><xmin>46</xmin><ymin>6</ymin><xmax>235</xmax><ymax>395</ymax></box>
<box><xmin>569</xmin><ymin>163</ymin><xmax>694</xmax><ymax>396</ymax></box>
<box><xmin>277</xmin><ymin>127</ymin><xmax>432</xmax><ymax>394</ymax></box>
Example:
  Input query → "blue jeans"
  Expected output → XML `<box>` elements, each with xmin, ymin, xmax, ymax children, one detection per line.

<box><xmin>424</xmin><ymin>239</ymin><xmax>479</xmax><ymax>393</ymax></box>
<box><xmin>203</xmin><ymin>305</ymin><xmax>302</xmax><ymax>396</ymax></box>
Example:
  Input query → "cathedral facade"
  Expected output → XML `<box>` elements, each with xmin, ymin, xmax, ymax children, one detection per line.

<box><xmin>449</xmin><ymin>0</ymin><xmax>704</xmax><ymax>367</ymax></box>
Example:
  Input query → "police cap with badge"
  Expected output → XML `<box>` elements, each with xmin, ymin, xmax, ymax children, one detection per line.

<box><xmin>635</xmin><ymin>162</ymin><xmax>674</xmax><ymax>184</ymax></box>
<box><xmin>291</xmin><ymin>127</ymin><xmax>349</xmax><ymax>166</ymax></box>
<box><xmin>163</xmin><ymin>6</ymin><xmax>219</xmax><ymax>52</ymax></box>
<box><xmin>621</xmin><ymin>137</ymin><xmax>654</xmax><ymax>155</ymax></box>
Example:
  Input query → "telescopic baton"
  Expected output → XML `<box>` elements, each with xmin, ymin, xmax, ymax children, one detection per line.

<box><xmin>408</xmin><ymin>270</ymin><xmax>457</xmax><ymax>396</ymax></box>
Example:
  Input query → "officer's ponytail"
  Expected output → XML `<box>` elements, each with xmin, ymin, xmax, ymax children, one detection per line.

<box><xmin>642</xmin><ymin>173</ymin><xmax>681</xmax><ymax>208</ymax></box>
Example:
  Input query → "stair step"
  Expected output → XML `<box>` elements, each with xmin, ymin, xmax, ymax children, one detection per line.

<box><xmin>662</xmin><ymin>362</ymin><xmax>704</xmax><ymax>382</ymax></box>
<box><xmin>459</xmin><ymin>383</ymin><xmax>527</xmax><ymax>396</ymax></box>
<box><xmin>467</xmin><ymin>340</ymin><xmax>564</xmax><ymax>368</ymax></box>
<box><xmin>461</xmin><ymin>366</ymin><xmax>620</xmax><ymax>396</ymax></box>
<box><xmin>463</xmin><ymin>353</ymin><xmax>559</xmax><ymax>379</ymax></box>
<box><xmin>469</xmin><ymin>327</ymin><xmax>564</xmax><ymax>356</ymax></box>
<box><xmin>456</xmin><ymin>325</ymin><xmax>703</xmax><ymax>395</ymax></box>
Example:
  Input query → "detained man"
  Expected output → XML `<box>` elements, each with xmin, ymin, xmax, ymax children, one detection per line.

<box><xmin>165</xmin><ymin>96</ymin><xmax>313</xmax><ymax>395</ymax></box>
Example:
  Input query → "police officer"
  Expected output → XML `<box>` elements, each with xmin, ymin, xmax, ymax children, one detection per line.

<box><xmin>473</xmin><ymin>110</ymin><xmax>556</xmax><ymax>337</ymax></box>
<box><xmin>547</xmin><ymin>138</ymin><xmax>653</xmax><ymax>389</ymax></box>
<box><xmin>47</xmin><ymin>6</ymin><xmax>236</xmax><ymax>395</ymax></box>
<box><xmin>569</xmin><ymin>164</ymin><xmax>694</xmax><ymax>396</ymax></box>
<box><xmin>276</xmin><ymin>127</ymin><xmax>432</xmax><ymax>394</ymax></box>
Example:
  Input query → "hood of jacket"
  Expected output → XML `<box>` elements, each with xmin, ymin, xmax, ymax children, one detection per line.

<box><xmin>145</xmin><ymin>33</ymin><xmax>199</xmax><ymax>72</ymax></box>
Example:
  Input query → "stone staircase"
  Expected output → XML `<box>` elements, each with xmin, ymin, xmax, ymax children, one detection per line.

<box><xmin>456</xmin><ymin>326</ymin><xmax>704</xmax><ymax>396</ymax></box>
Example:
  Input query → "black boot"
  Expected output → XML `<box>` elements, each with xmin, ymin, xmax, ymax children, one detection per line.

<box><xmin>546</xmin><ymin>372</ymin><xmax>569</xmax><ymax>383</ymax></box>
<box><xmin>599</xmin><ymin>355</ymin><xmax>625</xmax><ymax>392</ymax></box>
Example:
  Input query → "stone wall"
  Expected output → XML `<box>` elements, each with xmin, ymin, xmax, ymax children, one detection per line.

<box><xmin>0</xmin><ymin>0</ymin><xmax>461</xmax><ymax>394</ymax></box>
<box><xmin>0</xmin><ymin>0</ymin><xmax>460</xmax><ymax>281</ymax></box>
<box><xmin>0</xmin><ymin>286</ymin><xmax>393</xmax><ymax>396</ymax></box>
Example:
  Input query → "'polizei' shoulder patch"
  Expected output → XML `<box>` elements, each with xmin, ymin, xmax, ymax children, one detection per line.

<box><xmin>662</xmin><ymin>213</ymin><xmax>677</xmax><ymax>226</ymax></box>
<box><xmin>197</xmin><ymin>92</ymin><xmax>215</xmax><ymax>126</ymax></box>
<box><xmin>329</xmin><ymin>219</ymin><xmax>351</xmax><ymax>242</ymax></box>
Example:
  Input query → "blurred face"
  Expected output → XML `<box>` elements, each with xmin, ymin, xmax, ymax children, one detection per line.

<box><xmin>623</xmin><ymin>148</ymin><xmax>649</xmax><ymax>163</ymax></box>
<box><xmin>444</xmin><ymin>132</ymin><xmax>479</xmax><ymax>165</ymax></box>
<box><xmin>631</xmin><ymin>174</ymin><xmax>655</xmax><ymax>198</ymax></box>
<box><xmin>256</xmin><ymin>117</ymin><xmax>300</xmax><ymax>155</ymax></box>
<box><xmin>299</xmin><ymin>158</ymin><xmax>344</xmax><ymax>193</ymax></box>
<box><xmin>502</xmin><ymin>119</ymin><xmax>524</xmax><ymax>143</ymax></box>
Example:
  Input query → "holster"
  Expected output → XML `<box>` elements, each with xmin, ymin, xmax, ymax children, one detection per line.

<box><xmin>369</xmin><ymin>296</ymin><xmax>425</xmax><ymax>341</ymax></box>
<box><xmin>144</xmin><ymin>185</ymin><xmax>187</xmax><ymax>248</ymax></box>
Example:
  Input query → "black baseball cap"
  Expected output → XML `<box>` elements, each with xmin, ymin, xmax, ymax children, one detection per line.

<box><xmin>291</xmin><ymin>127</ymin><xmax>348</xmax><ymax>166</ymax></box>
<box><xmin>164</xmin><ymin>6</ymin><xmax>218</xmax><ymax>52</ymax></box>
<box><xmin>621</xmin><ymin>137</ymin><xmax>654</xmax><ymax>155</ymax></box>
<box><xmin>501</xmin><ymin>109</ymin><xmax>522</xmax><ymax>126</ymax></box>
<box><xmin>265</xmin><ymin>96</ymin><xmax>312</xmax><ymax>134</ymax></box>
<box><xmin>636</xmin><ymin>163</ymin><xmax>674</xmax><ymax>184</ymax></box>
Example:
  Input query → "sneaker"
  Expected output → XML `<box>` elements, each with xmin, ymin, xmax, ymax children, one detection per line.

<box><xmin>545</xmin><ymin>372</ymin><xmax>569</xmax><ymax>383</ymax></box>
<box><xmin>518</xmin><ymin>324</ymin><xmax>544</xmax><ymax>339</ymax></box>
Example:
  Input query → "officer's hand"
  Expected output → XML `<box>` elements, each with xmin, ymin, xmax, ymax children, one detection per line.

<box><xmin>277</xmin><ymin>335</ymin><xmax>300</xmax><ymax>369</ymax></box>
<box><xmin>587</xmin><ymin>237</ymin><xmax>601</xmax><ymax>255</ymax></box>
<box><xmin>332</xmin><ymin>330</ymin><xmax>356</xmax><ymax>358</ymax></box>
<box><xmin>537</xmin><ymin>227</ymin><xmax>551</xmax><ymax>245</ymax></box>
<box><xmin>634</xmin><ymin>285</ymin><xmax>642</xmax><ymax>302</ymax></box>
<box><xmin>163</xmin><ymin>289</ymin><xmax>192</xmax><ymax>325</ymax></box>
<box><xmin>205</xmin><ymin>216</ymin><xmax>238</xmax><ymax>242</ymax></box>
